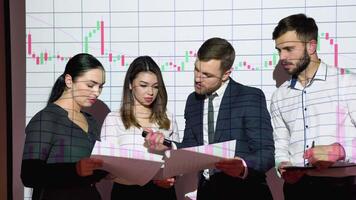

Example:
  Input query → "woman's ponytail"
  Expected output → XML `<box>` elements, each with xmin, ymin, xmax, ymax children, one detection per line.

<box><xmin>47</xmin><ymin>74</ymin><xmax>66</xmax><ymax>104</ymax></box>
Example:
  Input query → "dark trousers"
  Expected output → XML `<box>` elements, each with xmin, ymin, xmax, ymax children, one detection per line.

<box><xmin>33</xmin><ymin>185</ymin><xmax>101</xmax><ymax>200</ymax></box>
<box><xmin>197</xmin><ymin>173</ymin><xmax>273</xmax><ymax>200</ymax></box>
<box><xmin>284</xmin><ymin>175</ymin><xmax>356</xmax><ymax>200</ymax></box>
<box><xmin>111</xmin><ymin>181</ymin><xmax>176</xmax><ymax>200</ymax></box>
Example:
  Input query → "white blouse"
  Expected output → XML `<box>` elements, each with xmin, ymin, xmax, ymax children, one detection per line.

<box><xmin>92</xmin><ymin>110</ymin><xmax>180</xmax><ymax>185</ymax></box>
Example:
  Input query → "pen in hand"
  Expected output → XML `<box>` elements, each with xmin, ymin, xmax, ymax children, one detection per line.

<box><xmin>142</xmin><ymin>131</ymin><xmax>173</xmax><ymax>148</ymax></box>
<box><xmin>305</xmin><ymin>141</ymin><xmax>315</xmax><ymax>167</ymax></box>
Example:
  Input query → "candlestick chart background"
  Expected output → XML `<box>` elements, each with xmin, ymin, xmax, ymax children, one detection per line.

<box><xmin>25</xmin><ymin>0</ymin><xmax>356</xmax><ymax>199</ymax></box>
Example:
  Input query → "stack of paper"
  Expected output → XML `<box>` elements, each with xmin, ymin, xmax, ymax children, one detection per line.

<box><xmin>91</xmin><ymin>140</ymin><xmax>236</xmax><ymax>185</ymax></box>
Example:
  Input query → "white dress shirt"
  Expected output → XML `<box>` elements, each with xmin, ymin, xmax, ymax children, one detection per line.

<box><xmin>203</xmin><ymin>79</ymin><xmax>229</xmax><ymax>144</ymax></box>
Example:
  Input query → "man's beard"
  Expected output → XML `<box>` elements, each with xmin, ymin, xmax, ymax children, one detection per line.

<box><xmin>290</xmin><ymin>48</ymin><xmax>311</xmax><ymax>76</ymax></box>
<box><xmin>195</xmin><ymin>81</ymin><xmax>222</xmax><ymax>95</ymax></box>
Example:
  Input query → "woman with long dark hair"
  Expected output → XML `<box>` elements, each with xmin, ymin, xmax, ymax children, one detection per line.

<box><xmin>21</xmin><ymin>53</ymin><xmax>107</xmax><ymax>200</ymax></box>
<box><xmin>94</xmin><ymin>56</ymin><xmax>179</xmax><ymax>200</ymax></box>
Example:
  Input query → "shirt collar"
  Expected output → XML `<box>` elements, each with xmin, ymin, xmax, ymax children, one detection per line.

<box><xmin>209</xmin><ymin>78</ymin><xmax>230</xmax><ymax>98</ymax></box>
<box><xmin>313</xmin><ymin>61</ymin><xmax>327</xmax><ymax>81</ymax></box>
<box><xmin>289</xmin><ymin>61</ymin><xmax>327</xmax><ymax>89</ymax></box>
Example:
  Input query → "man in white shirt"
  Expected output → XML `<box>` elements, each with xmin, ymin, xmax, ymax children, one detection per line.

<box><xmin>271</xmin><ymin>13</ymin><xmax>356</xmax><ymax>200</ymax></box>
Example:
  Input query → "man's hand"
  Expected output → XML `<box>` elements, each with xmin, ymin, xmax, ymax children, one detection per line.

<box><xmin>144</xmin><ymin>128</ymin><xmax>169</xmax><ymax>152</ymax></box>
<box><xmin>153</xmin><ymin>177</ymin><xmax>175</xmax><ymax>188</ymax></box>
<box><xmin>76</xmin><ymin>158</ymin><xmax>103</xmax><ymax>177</ymax></box>
<box><xmin>303</xmin><ymin>143</ymin><xmax>345</xmax><ymax>170</ymax></box>
<box><xmin>278</xmin><ymin>161</ymin><xmax>305</xmax><ymax>184</ymax></box>
<box><xmin>215</xmin><ymin>157</ymin><xmax>245</xmax><ymax>177</ymax></box>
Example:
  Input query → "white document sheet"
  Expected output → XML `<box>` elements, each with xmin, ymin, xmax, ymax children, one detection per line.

<box><xmin>162</xmin><ymin>140</ymin><xmax>236</xmax><ymax>178</ymax></box>
<box><xmin>91</xmin><ymin>140</ymin><xmax>236</xmax><ymax>185</ymax></box>
<box><xmin>91</xmin><ymin>144</ymin><xmax>165</xmax><ymax>186</ymax></box>
<box><xmin>91</xmin><ymin>154</ymin><xmax>163</xmax><ymax>186</ymax></box>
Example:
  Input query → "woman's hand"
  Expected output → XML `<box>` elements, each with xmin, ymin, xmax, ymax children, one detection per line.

<box><xmin>76</xmin><ymin>158</ymin><xmax>103</xmax><ymax>176</ymax></box>
<box><xmin>153</xmin><ymin>177</ymin><xmax>176</xmax><ymax>188</ymax></box>
<box><xmin>143</xmin><ymin>128</ymin><xmax>169</xmax><ymax>151</ymax></box>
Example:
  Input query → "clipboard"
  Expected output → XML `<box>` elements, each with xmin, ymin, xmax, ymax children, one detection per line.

<box><xmin>284</xmin><ymin>161</ymin><xmax>356</xmax><ymax>170</ymax></box>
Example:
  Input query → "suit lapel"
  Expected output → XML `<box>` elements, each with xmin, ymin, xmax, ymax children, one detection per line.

<box><xmin>192</xmin><ymin>93</ymin><xmax>205</xmax><ymax>145</ymax></box>
<box><xmin>214</xmin><ymin>79</ymin><xmax>240</xmax><ymax>142</ymax></box>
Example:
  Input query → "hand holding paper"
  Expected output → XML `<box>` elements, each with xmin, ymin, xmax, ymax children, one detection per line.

<box><xmin>303</xmin><ymin>142</ymin><xmax>346</xmax><ymax>170</ymax></box>
<box><xmin>76</xmin><ymin>157</ymin><xmax>103</xmax><ymax>176</ymax></box>
<box><xmin>153</xmin><ymin>177</ymin><xmax>176</xmax><ymax>189</ymax></box>
<box><xmin>278</xmin><ymin>161</ymin><xmax>305</xmax><ymax>184</ymax></box>
<box><xmin>282</xmin><ymin>144</ymin><xmax>356</xmax><ymax>178</ymax></box>
<box><xmin>215</xmin><ymin>157</ymin><xmax>245</xmax><ymax>177</ymax></box>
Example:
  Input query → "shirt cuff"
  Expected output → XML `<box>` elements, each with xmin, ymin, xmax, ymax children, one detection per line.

<box><xmin>171</xmin><ymin>142</ymin><xmax>178</xmax><ymax>150</ymax></box>
<box><xmin>239</xmin><ymin>158</ymin><xmax>248</xmax><ymax>179</ymax></box>
<box><xmin>334</xmin><ymin>143</ymin><xmax>346</xmax><ymax>161</ymax></box>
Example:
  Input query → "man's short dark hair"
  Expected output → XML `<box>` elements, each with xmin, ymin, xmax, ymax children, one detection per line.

<box><xmin>197</xmin><ymin>37</ymin><xmax>235</xmax><ymax>72</ymax></box>
<box><xmin>272</xmin><ymin>13</ymin><xmax>318</xmax><ymax>42</ymax></box>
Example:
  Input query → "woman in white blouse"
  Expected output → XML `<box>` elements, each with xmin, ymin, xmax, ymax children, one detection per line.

<box><xmin>99</xmin><ymin>56</ymin><xmax>179</xmax><ymax>200</ymax></box>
